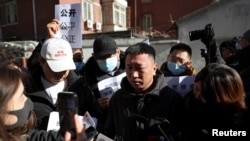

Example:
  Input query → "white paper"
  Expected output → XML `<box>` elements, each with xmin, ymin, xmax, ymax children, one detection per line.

<box><xmin>97</xmin><ymin>72</ymin><xmax>126</xmax><ymax>97</ymax></box>
<box><xmin>81</xmin><ymin>111</ymin><xmax>96</xmax><ymax>129</ymax></box>
<box><xmin>96</xmin><ymin>133</ymin><xmax>114</xmax><ymax>141</ymax></box>
<box><xmin>164</xmin><ymin>75</ymin><xmax>195</xmax><ymax>97</ymax></box>
<box><xmin>55</xmin><ymin>3</ymin><xmax>82</xmax><ymax>48</ymax></box>
<box><xmin>47</xmin><ymin>111</ymin><xmax>60</xmax><ymax>131</ymax></box>
<box><xmin>47</xmin><ymin>111</ymin><xmax>97</xmax><ymax>131</ymax></box>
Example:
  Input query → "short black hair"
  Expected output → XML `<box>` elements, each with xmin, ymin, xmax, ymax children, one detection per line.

<box><xmin>219</xmin><ymin>38</ymin><xmax>237</xmax><ymax>53</ymax></box>
<box><xmin>125</xmin><ymin>42</ymin><xmax>156</xmax><ymax>60</ymax></box>
<box><xmin>0</xmin><ymin>45</ymin><xmax>24</xmax><ymax>67</ymax></box>
<box><xmin>169</xmin><ymin>43</ymin><xmax>192</xmax><ymax>57</ymax></box>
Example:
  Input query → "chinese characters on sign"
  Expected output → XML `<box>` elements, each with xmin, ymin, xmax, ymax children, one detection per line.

<box><xmin>55</xmin><ymin>3</ymin><xmax>82</xmax><ymax>48</ymax></box>
<box><xmin>165</xmin><ymin>75</ymin><xmax>195</xmax><ymax>97</ymax></box>
<box><xmin>97</xmin><ymin>72</ymin><xmax>127</xmax><ymax>98</ymax></box>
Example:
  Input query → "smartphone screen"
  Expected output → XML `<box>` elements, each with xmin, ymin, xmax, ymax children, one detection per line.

<box><xmin>57</xmin><ymin>91</ymin><xmax>78</xmax><ymax>139</ymax></box>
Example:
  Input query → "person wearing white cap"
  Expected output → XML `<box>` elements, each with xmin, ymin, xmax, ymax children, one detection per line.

<box><xmin>26</xmin><ymin>37</ymin><xmax>102</xmax><ymax>131</ymax></box>
<box><xmin>40</xmin><ymin>38</ymin><xmax>76</xmax><ymax>73</ymax></box>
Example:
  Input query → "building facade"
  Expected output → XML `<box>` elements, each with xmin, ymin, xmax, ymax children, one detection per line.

<box><xmin>127</xmin><ymin>0</ymin><xmax>213</xmax><ymax>38</ymax></box>
<box><xmin>0</xmin><ymin>0</ymin><xmax>128</xmax><ymax>41</ymax></box>
<box><xmin>0</xmin><ymin>0</ymin><xmax>216</xmax><ymax>41</ymax></box>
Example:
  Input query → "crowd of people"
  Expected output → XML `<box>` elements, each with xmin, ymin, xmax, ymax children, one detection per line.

<box><xmin>0</xmin><ymin>19</ymin><xmax>250</xmax><ymax>141</ymax></box>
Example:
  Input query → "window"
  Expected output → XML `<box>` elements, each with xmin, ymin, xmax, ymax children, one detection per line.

<box><xmin>142</xmin><ymin>14</ymin><xmax>152</xmax><ymax>30</ymax></box>
<box><xmin>0</xmin><ymin>0</ymin><xmax>18</xmax><ymax>26</ymax></box>
<box><xmin>83</xmin><ymin>0</ymin><xmax>93</xmax><ymax>21</ymax></box>
<box><xmin>113</xmin><ymin>3</ymin><xmax>126</xmax><ymax>26</ymax></box>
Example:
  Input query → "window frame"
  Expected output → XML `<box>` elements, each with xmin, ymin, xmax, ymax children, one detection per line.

<box><xmin>113</xmin><ymin>3</ymin><xmax>126</xmax><ymax>26</ymax></box>
<box><xmin>83</xmin><ymin>0</ymin><xmax>93</xmax><ymax>21</ymax></box>
<box><xmin>142</xmin><ymin>14</ymin><xmax>152</xmax><ymax>30</ymax></box>
<box><xmin>0</xmin><ymin>0</ymin><xmax>18</xmax><ymax>26</ymax></box>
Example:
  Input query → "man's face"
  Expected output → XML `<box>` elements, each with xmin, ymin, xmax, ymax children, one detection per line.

<box><xmin>41</xmin><ymin>60</ymin><xmax>69</xmax><ymax>84</ymax></box>
<box><xmin>167</xmin><ymin>50</ymin><xmax>190</xmax><ymax>65</ymax></box>
<box><xmin>73</xmin><ymin>48</ymin><xmax>83</xmax><ymax>62</ymax></box>
<box><xmin>220</xmin><ymin>47</ymin><xmax>234</xmax><ymax>60</ymax></box>
<box><xmin>125</xmin><ymin>53</ymin><xmax>157</xmax><ymax>93</ymax></box>
<box><xmin>239</xmin><ymin>37</ymin><xmax>250</xmax><ymax>49</ymax></box>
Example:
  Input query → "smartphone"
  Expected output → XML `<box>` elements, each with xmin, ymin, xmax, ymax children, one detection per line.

<box><xmin>85</xmin><ymin>126</ymin><xmax>99</xmax><ymax>141</ymax></box>
<box><xmin>57</xmin><ymin>91</ymin><xmax>78</xmax><ymax>139</ymax></box>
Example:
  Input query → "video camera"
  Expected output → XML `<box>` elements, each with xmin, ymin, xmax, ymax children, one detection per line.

<box><xmin>189</xmin><ymin>23</ymin><xmax>214</xmax><ymax>42</ymax></box>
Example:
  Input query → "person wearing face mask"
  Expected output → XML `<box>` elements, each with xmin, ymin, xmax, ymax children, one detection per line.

<box><xmin>84</xmin><ymin>34</ymin><xmax>125</xmax><ymax>133</ymax></box>
<box><xmin>0</xmin><ymin>65</ymin><xmax>88</xmax><ymax>141</ymax></box>
<box><xmin>72</xmin><ymin>48</ymin><xmax>85</xmax><ymax>76</ymax></box>
<box><xmin>160</xmin><ymin>43</ymin><xmax>196</xmax><ymax>76</ymax></box>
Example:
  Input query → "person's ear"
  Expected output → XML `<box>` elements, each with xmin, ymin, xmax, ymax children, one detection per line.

<box><xmin>92</xmin><ymin>53</ymin><xmax>96</xmax><ymax>59</ymax></box>
<box><xmin>186</xmin><ymin>60</ymin><xmax>192</xmax><ymax>68</ymax></box>
<box><xmin>116</xmin><ymin>48</ymin><xmax>121</xmax><ymax>56</ymax></box>
<box><xmin>153</xmin><ymin>63</ymin><xmax>158</xmax><ymax>75</ymax></box>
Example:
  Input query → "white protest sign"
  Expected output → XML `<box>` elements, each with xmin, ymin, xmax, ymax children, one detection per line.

<box><xmin>165</xmin><ymin>75</ymin><xmax>195</xmax><ymax>97</ymax></box>
<box><xmin>97</xmin><ymin>72</ymin><xmax>126</xmax><ymax>97</ymax></box>
<box><xmin>47</xmin><ymin>111</ymin><xmax>97</xmax><ymax>132</ymax></box>
<box><xmin>55</xmin><ymin>3</ymin><xmax>82</xmax><ymax>48</ymax></box>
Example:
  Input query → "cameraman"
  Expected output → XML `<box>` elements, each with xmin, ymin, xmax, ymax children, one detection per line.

<box><xmin>189</xmin><ymin>24</ymin><xmax>225</xmax><ymax>66</ymax></box>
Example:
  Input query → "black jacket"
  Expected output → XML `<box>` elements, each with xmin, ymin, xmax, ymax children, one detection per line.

<box><xmin>26</xmin><ymin>129</ymin><xmax>62</xmax><ymax>141</ymax></box>
<box><xmin>104</xmin><ymin>71</ymin><xmax>185</xmax><ymax>141</ymax></box>
<box><xmin>84</xmin><ymin>52</ymin><xmax>125</xmax><ymax>132</ymax></box>
<box><xmin>26</xmin><ymin>69</ymin><xmax>102</xmax><ymax>130</ymax></box>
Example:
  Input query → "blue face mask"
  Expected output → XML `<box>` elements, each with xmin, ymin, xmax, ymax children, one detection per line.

<box><xmin>97</xmin><ymin>56</ymin><xmax>118</xmax><ymax>73</ymax></box>
<box><xmin>75</xmin><ymin>62</ymin><xmax>84</xmax><ymax>72</ymax></box>
<box><xmin>167</xmin><ymin>62</ymin><xmax>186</xmax><ymax>75</ymax></box>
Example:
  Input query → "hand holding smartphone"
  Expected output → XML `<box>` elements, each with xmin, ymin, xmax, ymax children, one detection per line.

<box><xmin>57</xmin><ymin>91</ymin><xmax>78</xmax><ymax>139</ymax></box>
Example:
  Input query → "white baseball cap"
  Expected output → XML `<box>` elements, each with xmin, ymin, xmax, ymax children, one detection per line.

<box><xmin>40</xmin><ymin>38</ymin><xmax>76</xmax><ymax>72</ymax></box>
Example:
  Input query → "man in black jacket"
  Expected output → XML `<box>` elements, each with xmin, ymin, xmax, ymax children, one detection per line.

<box><xmin>84</xmin><ymin>34</ymin><xmax>126</xmax><ymax>132</ymax></box>
<box><xmin>104</xmin><ymin>43</ymin><xmax>185</xmax><ymax>141</ymax></box>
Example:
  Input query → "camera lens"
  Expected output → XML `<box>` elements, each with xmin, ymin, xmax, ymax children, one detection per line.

<box><xmin>189</xmin><ymin>30</ymin><xmax>204</xmax><ymax>41</ymax></box>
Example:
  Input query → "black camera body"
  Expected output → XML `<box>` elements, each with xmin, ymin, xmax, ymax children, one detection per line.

<box><xmin>189</xmin><ymin>23</ymin><xmax>214</xmax><ymax>42</ymax></box>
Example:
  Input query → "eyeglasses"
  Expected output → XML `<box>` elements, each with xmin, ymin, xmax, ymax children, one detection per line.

<box><xmin>168</xmin><ymin>55</ymin><xmax>189</xmax><ymax>65</ymax></box>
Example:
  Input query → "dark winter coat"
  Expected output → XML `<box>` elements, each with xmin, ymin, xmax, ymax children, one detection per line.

<box><xmin>104</xmin><ymin>71</ymin><xmax>185</xmax><ymax>141</ymax></box>
<box><xmin>26</xmin><ymin>129</ymin><xmax>62</xmax><ymax>141</ymax></box>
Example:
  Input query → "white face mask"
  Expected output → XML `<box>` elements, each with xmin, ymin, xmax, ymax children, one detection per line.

<box><xmin>97</xmin><ymin>56</ymin><xmax>118</xmax><ymax>73</ymax></box>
